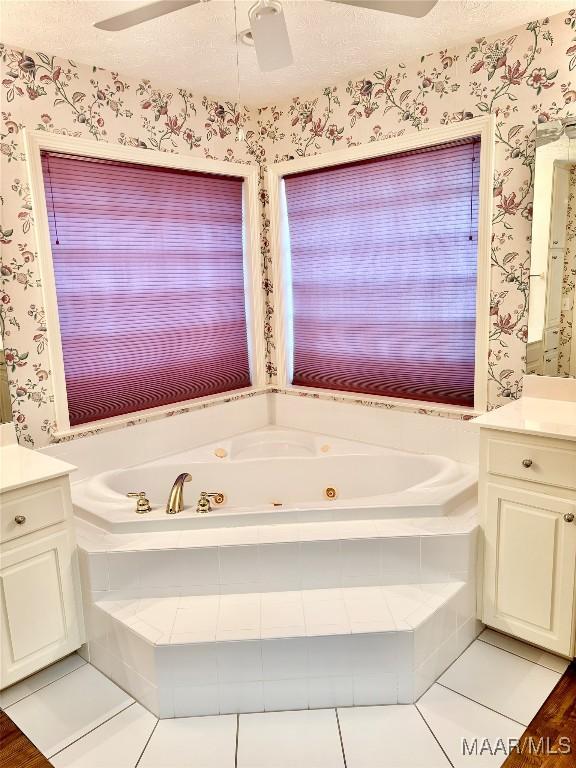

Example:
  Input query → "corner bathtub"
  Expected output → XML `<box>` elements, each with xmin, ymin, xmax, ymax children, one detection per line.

<box><xmin>72</xmin><ymin>428</ymin><xmax>477</xmax><ymax>532</ymax></box>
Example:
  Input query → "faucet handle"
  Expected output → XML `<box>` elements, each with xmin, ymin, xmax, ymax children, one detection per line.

<box><xmin>127</xmin><ymin>491</ymin><xmax>152</xmax><ymax>514</ymax></box>
<box><xmin>206</xmin><ymin>492</ymin><xmax>225</xmax><ymax>505</ymax></box>
<box><xmin>197</xmin><ymin>491</ymin><xmax>211</xmax><ymax>514</ymax></box>
<box><xmin>196</xmin><ymin>491</ymin><xmax>225</xmax><ymax>514</ymax></box>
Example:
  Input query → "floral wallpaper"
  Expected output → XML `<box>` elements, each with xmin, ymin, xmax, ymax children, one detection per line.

<box><xmin>559</xmin><ymin>164</ymin><xmax>576</xmax><ymax>375</ymax></box>
<box><xmin>1</xmin><ymin>8</ymin><xmax>575</xmax><ymax>448</ymax></box>
<box><xmin>0</xmin><ymin>44</ymin><xmax>260</xmax><ymax>447</ymax></box>
<box><xmin>256</xmin><ymin>10</ymin><xmax>576</xmax><ymax>410</ymax></box>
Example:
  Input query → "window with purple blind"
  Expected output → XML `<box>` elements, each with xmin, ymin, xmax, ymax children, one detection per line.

<box><xmin>283</xmin><ymin>137</ymin><xmax>481</xmax><ymax>408</ymax></box>
<box><xmin>41</xmin><ymin>151</ymin><xmax>251</xmax><ymax>427</ymax></box>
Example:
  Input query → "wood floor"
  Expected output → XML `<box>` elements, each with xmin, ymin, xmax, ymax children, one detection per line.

<box><xmin>0</xmin><ymin>660</ymin><xmax>574</xmax><ymax>768</ymax></box>
<box><xmin>0</xmin><ymin>711</ymin><xmax>52</xmax><ymax>768</ymax></box>
<box><xmin>502</xmin><ymin>660</ymin><xmax>576</xmax><ymax>768</ymax></box>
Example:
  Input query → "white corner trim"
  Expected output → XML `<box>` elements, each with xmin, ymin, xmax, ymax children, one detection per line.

<box><xmin>24</xmin><ymin>130</ymin><xmax>71</xmax><ymax>432</ymax></box>
<box><xmin>268</xmin><ymin>115</ymin><xmax>495</xmax><ymax>412</ymax></box>
<box><xmin>243</xmin><ymin>167</ymin><xmax>267</xmax><ymax>389</ymax></box>
<box><xmin>23</xmin><ymin>129</ymin><xmax>265</xmax><ymax>432</ymax></box>
<box><xmin>473</xmin><ymin>114</ymin><xmax>496</xmax><ymax>413</ymax></box>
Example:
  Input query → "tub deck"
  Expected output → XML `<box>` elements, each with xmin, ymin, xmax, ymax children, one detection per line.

<box><xmin>72</xmin><ymin>427</ymin><xmax>477</xmax><ymax>533</ymax></box>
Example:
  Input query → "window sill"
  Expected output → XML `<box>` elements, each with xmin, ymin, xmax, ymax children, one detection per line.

<box><xmin>272</xmin><ymin>385</ymin><xmax>485</xmax><ymax>420</ymax></box>
<box><xmin>51</xmin><ymin>386</ymin><xmax>269</xmax><ymax>441</ymax></box>
<box><xmin>50</xmin><ymin>382</ymin><xmax>483</xmax><ymax>444</ymax></box>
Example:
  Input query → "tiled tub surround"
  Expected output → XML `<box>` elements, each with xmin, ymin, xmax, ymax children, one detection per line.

<box><xmin>77</xmin><ymin>508</ymin><xmax>480</xmax><ymax>718</ymax></box>
<box><xmin>40</xmin><ymin>396</ymin><xmax>481</xmax><ymax>717</ymax></box>
<box><xmin>40</xmin><ymin>392</ymin><xmax>480</xmax><ymax>478</ymax></box>
<box><xmin>40</xmin><ymin>392</ymin><xmax>271</xmax><ymax>484</ymax></box>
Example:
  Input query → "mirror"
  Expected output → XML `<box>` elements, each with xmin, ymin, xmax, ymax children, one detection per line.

<box><xmin>528</xmin><ymin>118</ymin><xmax>576</xmax><ymax>377</ymax></box>
<box><xmin>0</xmin><ymin>319</ymin><xmax>14</xmax><ymax>423</ymax></box>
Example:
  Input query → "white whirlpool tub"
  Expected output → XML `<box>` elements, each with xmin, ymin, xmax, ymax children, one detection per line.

<box><xmin>72</xmin><ymin>428</ymin><xmax>477</xmax><ymax>532</ymax></box>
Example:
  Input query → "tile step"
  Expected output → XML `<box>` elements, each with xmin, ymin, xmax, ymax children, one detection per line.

<box><xmin>80</xmin><ymin>528</ymin><xmax>477</xmax><ymax>599</ymax></box>
<box><xmin>78</xmin><ymin>510</ymin><xmax>478</xmax><ymax>554</ymax></box>
<box><xmin>87</xmin><ymin>580</ymin><xmax>480</xmax><ymax>716</ymax></box>
<box><xmin>95</xmin><ymin>582</ymin><xmax>467</xmax><ymax>645</ymax></box>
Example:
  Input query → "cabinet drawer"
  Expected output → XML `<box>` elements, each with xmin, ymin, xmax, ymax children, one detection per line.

<box><xmin>0</xmin><ymin>483</ymin><xmax>68</xmax><ymax>543</ymax></box>
<box><xmin>543</xmin><ymin>326</ymin><xmax>560</xmax><ymax>352</ymax></box>
<box><xmin>487</xmin><ymin>436</ymin><xmax>576</xmax><ymax>490</ymax></box>
<box><xmin>543</xmin><ymin>351</ymin><xmax>559</xmax><ymax>376</ymax></box>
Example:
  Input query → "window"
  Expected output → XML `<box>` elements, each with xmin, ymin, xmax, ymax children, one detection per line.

<box><xmin>277</xmin><ymin>132</ymin><xmax>487</xmax><ymax>409</ymax></box>
<box><xmin>33</xmin><ymin>141</ymin><xmax>261</xmax><ymax>429</ymax></box>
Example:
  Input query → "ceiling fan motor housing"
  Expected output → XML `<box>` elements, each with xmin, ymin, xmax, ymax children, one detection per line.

<box><xmin>248</xmin><ymin>0</ymin><xmax>294</xmax><ymax>72</ymax></box>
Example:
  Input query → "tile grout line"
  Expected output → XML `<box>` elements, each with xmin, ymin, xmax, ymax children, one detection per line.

<box><xmin>165</xmin><ymin>594</ymin><xmax>181</xmax><ymax>644</ymax></box>
<box><xmin>424</xmin><ymin>634</ymin><xmax>480</xmax><ymax>685</ymax></box>
<box><xmin>476</xmin><ymin>636</ymin><xmax>567</xmax><ymax>673</ymax></box>
<box><xmin>234</xmin><ymin>713</ymin><xmax>240</xmax><ymax>768</ymax></box>
<box><xmin>2</xmin><ymin>658</ymin><xmax>88</xmax><ymax>710</ymax></box>
<box><xmin>48</xmin><ymin>701</ymin><xmax>136</xmax><ymax>759</ymax></box>
<box><xmin>6</xmin><ymin>636</ymin><xmax>552</xmax><ymax>765</ymax></box>
<box><xmin>414</xmin><ymin>703</ymin><xmax>455</xmax><ymax>768</ymax></box>
<box><xmin>435</xmin><ymin>682</ymin><xmax>528</xmax><ymax>727</ymax></box>
<box><xmin>334</xmin><ymin>708</ymin><xmax>347</xmax><ymax>768</ymax></box>
<box><xmin>134</xmin><ymin>716</ymin><xmax>159</xmax><ymax>768</ymax></box>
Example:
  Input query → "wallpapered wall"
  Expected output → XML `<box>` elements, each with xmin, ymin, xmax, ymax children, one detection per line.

<box><xmin>257</xmin><ymin>9</ymin><xmax>576</xmax><ymax>410</ymax></box>
<box><xmin>1</xmin><ymin>8</ymin><xmax>575</xmax><ymax>448</ymax></box>
<box><xmin>0</xmin><ymin>44</ymin><xmax>261</xmax><ymax>446</ymax></box>
<box><xmin>560</xmin><ymin>165</ymin><xmax>576</xmax><ymax>375</ymax></box>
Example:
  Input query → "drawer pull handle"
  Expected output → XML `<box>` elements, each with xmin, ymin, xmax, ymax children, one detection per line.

<box><xmin>564</xmin><ymin>513</ymin><xmax>575</xmax><ymax>523</ymax></box>
<box><xmin>522</xmin><ymin>459</ymin><xmax>533</xmax><ymax>468</ymax></box>
<box><xmin>14</xmin><ymin>515</ymin><xmax>26</xmax><ymax>525</ymax></box>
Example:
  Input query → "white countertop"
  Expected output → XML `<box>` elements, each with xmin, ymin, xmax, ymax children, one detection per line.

<box><xmin>1</xmin><ymin>441</ymin><xmax>77</xmax><ymax>494</ymax></box>
<box><xmin>473</xmin><ymin>396</ymin><xmax>576</xmax><ymax>441</ymax></box>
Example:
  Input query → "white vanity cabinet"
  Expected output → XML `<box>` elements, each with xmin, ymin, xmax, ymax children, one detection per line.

<box><xmin>475</xmin><ymin>385</ymin><xmax>576</xmax><ymax>658</ymax></box>
<box><xmin>479</xmin><ymin>431</ymin><xmax>576</xmax><ymax>656</ymax></box>
<box><xmin>0</xmin><ymin>428</ymin><xmax>84</xmax><ymax>688</ymax></box>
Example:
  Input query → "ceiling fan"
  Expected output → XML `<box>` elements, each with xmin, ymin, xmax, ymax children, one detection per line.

<box><xmin>94</xmin><ymin>0</ymin><xmax>438</xmax><ymax>72</ymax></box>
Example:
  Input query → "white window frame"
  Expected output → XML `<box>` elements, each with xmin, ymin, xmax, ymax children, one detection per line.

<box><xmin>268</xmin><ymin>115</ymin><xmax>495</xmax><ymax>414</ymax></box>
<box><xmin>25</xmin><ymin>129</ymin><xmax>265</xmax><ymax>435</ymax></box>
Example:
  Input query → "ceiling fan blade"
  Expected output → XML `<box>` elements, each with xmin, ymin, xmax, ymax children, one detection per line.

<box><xmin>249</xmin><ymin>1</ymin><xmax>293</xmax><ymax>72</ymax></box>
<box><xmin>94</xmin><ymin>0</ymin><xmax>203</xmax><ymax>32</ymax></box>
<box><xmin>326</xmin><ymin>0</ymin><xmax>438</xmax><ymax>18</ymax></box>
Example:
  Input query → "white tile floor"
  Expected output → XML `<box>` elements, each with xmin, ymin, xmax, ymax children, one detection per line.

<box><xmin>1</xmin><ymin>630</ymin><xmax>569</xmax><ymax>768</ymax></box>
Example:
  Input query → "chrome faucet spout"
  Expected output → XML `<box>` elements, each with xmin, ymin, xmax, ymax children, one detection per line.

<box><xmin>166</xmin><ymin>472</ymin><xmax>192</xmax><ymax>515</ymax></box>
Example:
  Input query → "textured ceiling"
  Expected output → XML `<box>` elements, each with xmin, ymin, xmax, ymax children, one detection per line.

<box><xmin>2</xmin><ymin>0</ymin><xmax>573</xmax><ymax>105</ymax></box>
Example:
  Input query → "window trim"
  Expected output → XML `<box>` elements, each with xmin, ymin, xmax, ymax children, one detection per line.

<box><xmin>24</xmin><ymin>129</ymin><xmax>265</xmax><ymax>436</ymax></box>
<box><xmin>267</xmin><ymin>115</ymin><xmax>495</xmax><ymax>414</ymax></box>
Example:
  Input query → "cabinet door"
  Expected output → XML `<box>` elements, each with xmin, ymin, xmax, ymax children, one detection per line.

<box><xmin>483</xmin><ymin>484</ymin><xmax>576</xmax><ymax>656</ymax></box>
<box><xmin>545</xmin><ymin>248</ymin><xmax>564</xmax><ymax>328</ymax></box>
<box><xmin>0</xmin><ymin>530</ymin><xmax>82</xmax><ymax>688</ymax></box>
<box><xmin>549</xmin><ymin>166</ymin><xmax>569</xmax><ymax>248</ymax></box>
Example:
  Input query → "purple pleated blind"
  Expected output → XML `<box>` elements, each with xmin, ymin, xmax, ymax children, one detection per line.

<box><xmin>283</xmin><ymin>137</ymin><xmax>481</xmax><ymax>407</ymax></box>
<box><xmin>41</xmin><ymin>151</ymin><xmax>250</xmax><ymax>426</ymax></box>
